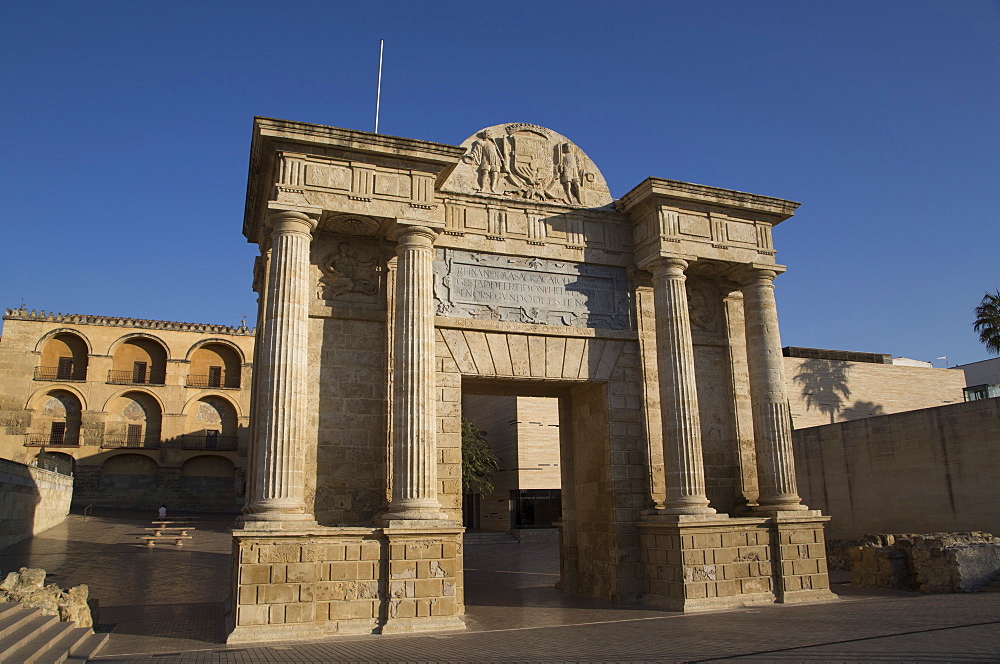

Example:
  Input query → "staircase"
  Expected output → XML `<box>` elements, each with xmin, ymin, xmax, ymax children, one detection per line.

<box><xmin>464</xmin><ymin>531</ymin><xmax>519</xmax><ymax>545</ymax></box>
<box><xmin>0</xmin><ymin>603</ymin><xmax>107</xmax><ymax>663</ymax></box>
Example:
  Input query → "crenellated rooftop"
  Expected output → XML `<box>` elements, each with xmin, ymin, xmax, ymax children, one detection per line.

<box><xmin>3</xmin><ymin>308</ymin><xmax>255</xmax><ymax>336</ymax></box>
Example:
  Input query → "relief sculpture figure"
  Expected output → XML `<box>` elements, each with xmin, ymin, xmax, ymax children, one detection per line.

<box><xmin>557</xmin><ymin>143</ymin><xmax>582</xmax><ymax>205</ymax></box>
<box><xmin>463</xmin><ymin>130</ymin><xmax>506</xmax><ymax>194</ymax></box>
<box><xmin>319</xmin><ymin>242</ymin><xmax>377</xmax><ymax>300</ymax></box>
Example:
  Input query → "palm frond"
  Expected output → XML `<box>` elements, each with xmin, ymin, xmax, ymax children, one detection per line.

<box><xmin>973</xmin><ymin>291</ymin><xmax>1000</xmax><ymax>355</ymax></box>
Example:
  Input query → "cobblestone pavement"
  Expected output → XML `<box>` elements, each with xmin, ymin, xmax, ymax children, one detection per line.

<box><xmin>2</xmin><ymin>511</ymin><xmax>998</xmax><ymax>662</ymax></box>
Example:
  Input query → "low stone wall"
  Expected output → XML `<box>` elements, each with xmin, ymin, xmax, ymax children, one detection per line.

<box><xmin>228</xmin><ymin>525</ymin><xmax>464</xmax><ymax>643</ymax></box>
<box><xmin>846</xmin><ymin>532</ymin><xmax>1000</xmax><ymax>592</ymax></box>
<box><xmin>0</xmin><ymin>457</ymin><xmax>73</xmax><ymax>550</ymax></box>
<box><xmin>793</xmin><ymin>398</ymin><xmax>1000</xmax><ymax>540</ymax></box>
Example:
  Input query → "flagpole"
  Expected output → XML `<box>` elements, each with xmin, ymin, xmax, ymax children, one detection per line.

<box><xmin>374</xmin><ymin>39</ymin><xmax>384</xmax><ymax>134</ymax></box>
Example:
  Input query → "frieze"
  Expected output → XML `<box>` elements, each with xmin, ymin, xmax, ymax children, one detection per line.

<box><xmin>433</xmin><ymin>249</ymin><xmax>631</xmax><ymax>330</ymax></box>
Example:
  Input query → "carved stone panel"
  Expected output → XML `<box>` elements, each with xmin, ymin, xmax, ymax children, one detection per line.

<box><xmin>315</xmin><ymin>236</ymin><xmax>386</xmax><ymax>307</ymax></box>
<box><xmin>442</xmin><ymin>124</ymin><xmax>613</xmax><ymax>208</ymax></box>
<box><xmin>433</xmin><ymin>249</ymin><xmax>631</xmax><ymax>330</ymax></box>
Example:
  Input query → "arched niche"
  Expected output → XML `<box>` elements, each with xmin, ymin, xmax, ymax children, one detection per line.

<box><xmin>182</xmin><ymin>395</ymin><xmax>239</xmax><ymax>450</ymax></box>
<box><xmin>37</xmin><ymin>331</ymin><xmax>89</xmax><ymax>381</ymax></box>
<box><xmin>180</xmin><ymin>454</ymin><xmax>236</xmax><ymax>493</ymax></box>
<box><xmin>109</xmin><ymin>335</ymin><xmax>168</xmax><ymax>386</ymax></box>
<box><xmin>29</xmin><ymin>389</ymin><xmax>83</xmax><ymax>446</ymax></box>
<box><xmin>99</xmin><ymin>453</ymin><xmax>158</xmax><ymax>490</ymax></box>
<box><xmin>187</xmin><ymin>341</ymin><xmax>242</xmax><ymax>388</ymax></box>
<box><xmin>103</xmin><ymin>390</ymin><xmax>162</xmax><ymax>449</ymax></box>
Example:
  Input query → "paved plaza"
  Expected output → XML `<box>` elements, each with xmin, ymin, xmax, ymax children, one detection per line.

<box><xmin>1</xmin><ymin>510</ymin><xmax>998</xmax><ymax>662</ymax></box>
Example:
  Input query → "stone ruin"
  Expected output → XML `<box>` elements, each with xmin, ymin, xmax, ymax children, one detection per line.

<box><xmin>829</xmin><ymin>532</ymin><xmax>1000</xmax><ymax>593</ymax></box>
<box><xmin>0</xmin><ymin>567</ymin><xmax>93</xmax><ymax>627</ymax></box>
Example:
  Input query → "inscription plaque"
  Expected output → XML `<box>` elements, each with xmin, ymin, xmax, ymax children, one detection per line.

<box><xmin>433</xmin><ymin>249</ymin><xmax>631</xmax><ymax>330</ymax></box>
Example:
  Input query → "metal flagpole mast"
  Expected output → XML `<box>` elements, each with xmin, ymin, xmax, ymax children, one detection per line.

<box><xmin>374</xmin><ymin>39</ymin><xmax>384</xmax><ymax>134</ymax></box>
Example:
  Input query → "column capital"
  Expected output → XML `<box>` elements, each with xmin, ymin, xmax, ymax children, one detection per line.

<box><xmin>739</xmin><ymin>264</ymin><xmax>786</xmax><ymax>287</ymax></box>
<box><xmin>647</xmin><ymin>256</ymin><xmax>691</xmax><ymax>279</ymax></box>
<box><xmin>265</xmin><ymin>209</ymin><xmax>319</xmax><ymax>235</ymax></box>
<box><xmin>388</xmin><ymin>222</ymin><xmax>439</xmax><ymax>246</ymax></box>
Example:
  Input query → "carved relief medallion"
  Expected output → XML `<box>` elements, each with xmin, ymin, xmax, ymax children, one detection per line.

<box><xmin>443</xmin><ymin>124</ymin><xmax>613</xmax><ymax>208</ymax></box>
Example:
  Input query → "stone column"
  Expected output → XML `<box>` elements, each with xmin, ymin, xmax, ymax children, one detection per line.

<box><xmin>384</xmin><ymin>224</ymin><xmax>447</xmax><ymax>521</ymax></box>
<box><xmin>649</xmin><ymin>258</ymin><xmax>714</xmax><ymax>515</ymax></box>
<box><xmin>741</xmin><ymin>268</ymin><xmax>805</xmax><ymax>511</ymax></box>
<box><xmin>243</xmin><ymin>210</ymin><xmax>317</xmax><ymax>525</ymax></box>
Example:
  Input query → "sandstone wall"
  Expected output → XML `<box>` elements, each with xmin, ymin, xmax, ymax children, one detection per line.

<box><xmin>793</xmin><ymin>398</ymin><xmax>1000</xmax><ymax>539</ymax></box>
<box><xmin>784</xmin><ymin>357</ymin><xmax>965</xmax><ymax>429</ymax></box>
<box><xmin>0</xmin><ymin>457</ymin><xmax>73</xmax><ymax>550</ymax></box>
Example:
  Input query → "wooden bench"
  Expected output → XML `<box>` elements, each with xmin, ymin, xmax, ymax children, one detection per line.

<box><xmin>139</xmin><ymin>535</ymin><xmax>193</xmax><ymax>547</ymax></box>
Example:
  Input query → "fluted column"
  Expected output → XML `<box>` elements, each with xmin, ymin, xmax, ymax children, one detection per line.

<box><xmin>385</xmin><ymin>224</ymin><xmax>447</xmax><ymax>521</ymax></box>
<box><xmin>244</xmin><ymin>210</ymin><xmax>317</xmax><ymax>525</ymax></box>
<box><xmin>649</xmin><ymin>258</ymin><xmax>715</xmax><ymax>515</ymax></box>
<box><xmin>742</xmin><ymin>268</ymin><xmax>805</xmax><ymax>511</ymax></box>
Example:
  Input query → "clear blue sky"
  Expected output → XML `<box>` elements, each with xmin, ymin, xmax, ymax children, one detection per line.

<box><xmin>1</xmin><ymin>1</ymin><xmax>997</xmax><ymax>366</ymax></box>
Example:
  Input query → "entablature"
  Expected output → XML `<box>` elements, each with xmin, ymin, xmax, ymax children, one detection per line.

<box><xmin>618</xmin><ymin>177</ymin><xmax>799</xmax><ymax>271</ymax></box>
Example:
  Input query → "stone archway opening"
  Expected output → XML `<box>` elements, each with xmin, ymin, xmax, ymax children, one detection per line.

<box><xmin>458</xmin><ymin>377</ymin><xmax>629</xmax><ymax>606</ymax></box>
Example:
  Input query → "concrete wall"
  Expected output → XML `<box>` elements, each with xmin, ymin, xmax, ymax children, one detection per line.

<box><xmin>0</xmin><ymin>457</ymin><xmax>73</xmax><ymax>550</ymax></box>
<box><xmin>784</xmin><ymin>357</ymin><xmax>965</xmax><ymax>429</ymax></box>
<box><xmin>793</xmin><ymin>397</ymin><xmax>1000</xmax><ymax>540</ymax></box>
<box><xmin>957</xmin><ymin>357</ymin><xmax>1000</xmax><ymax>386</ymax></box>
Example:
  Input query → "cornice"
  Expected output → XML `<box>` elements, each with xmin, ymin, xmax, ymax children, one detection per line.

<box><xmin>617</xmin><ymin>177</ymin><xmax>800</xmax><ymax>222</ymax></box>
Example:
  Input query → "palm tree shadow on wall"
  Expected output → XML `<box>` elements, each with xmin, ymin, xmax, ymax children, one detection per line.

<box><xmin>792</xmin><ymin>359</ymin><xmax>852</xmax><ymax>424</ymax></box>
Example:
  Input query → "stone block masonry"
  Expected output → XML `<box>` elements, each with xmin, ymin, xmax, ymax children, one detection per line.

<box><xmin>794</xmin><ymin>397</ymin><xmax>1000</xmax><ymax>539</ymax></box>
<box><xmin>0</xmin><ymin>457</ymin><xmax>73</xmax><ymax>550</ymax></box>
<box><xmin>228</xmin><ymin>526</ymin><xmax>463</xmax><ymax>642</ymax></box>
<box><xmin>638</xmin><ymin>513</ymin><xmax>833</xmax><ymax>611</ymax></box>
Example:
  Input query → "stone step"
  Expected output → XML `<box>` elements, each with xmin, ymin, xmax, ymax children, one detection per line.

<box><xmin>464</xmin><ymin>532</ymin><xmax>519</xmax><ymax>545</ymax></box>
<box><xmin>0</xmin><ymin>603</ymin><xmax>108</xmax><ymax>663</ymax></box>
<box><xmin>0</xmin><ymin>603</ymin><xmax>32</xmax><ymax>639</ymax></box>
<box><xmin>4</xmin><ymin>620</ymin><xmax>83</xmax><ymax>664</ymax></box>
<box><xmin>0</xmin><ymin>613</ymin><xmax>59</xmax><ymax>660</ymax></box>
<box><xmin>66</xmin><ymin>632</ymin><xmax>110</xmax><ymax>663</ymax></box>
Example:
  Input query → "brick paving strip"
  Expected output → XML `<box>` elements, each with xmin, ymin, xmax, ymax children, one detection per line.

<box><xmin>92</xmin><ymin>592</ymin><xmax>1000</xmax><ymax>663</ymax></box>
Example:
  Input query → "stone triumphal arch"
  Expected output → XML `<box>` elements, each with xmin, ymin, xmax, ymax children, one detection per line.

<box><xmin>229</xmin><ymin>118</ymin><xmax>834</xmax><ymax>642</ymax></box>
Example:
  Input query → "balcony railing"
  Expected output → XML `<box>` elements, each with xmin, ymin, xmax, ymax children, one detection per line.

<box><xmin>180</xmin><ymin>434</ymin><xmax>239</xmax><ymax>451</ymax></box>
<box><xmin>34</xmin><ymin>366</ymin><xmax>86</xmax><ymax>381</ymax></box>
<box><xmin>25</xmin><ymin>433</ymin><xmax>79</xmax><ymax>447</ymax></box>
<box><xmin>101</xmin><ymin>435</ymin><xmax>161</xmax><ymax>449</ymax></box>
<box><xmin>107</xmin><ymin>369</ymin><xmax>166</xmax><ymax>386</ymax></box>
<box><xmin>186</xmin><ymin>373</ymin><xmax>240</xmax><ymax>389</ymax></box>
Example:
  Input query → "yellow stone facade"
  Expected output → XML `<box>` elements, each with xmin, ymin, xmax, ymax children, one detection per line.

<box><xmin>0</xmin><ymin>310</ymin><xmax>254</xmax><ymax>511</ymax></box>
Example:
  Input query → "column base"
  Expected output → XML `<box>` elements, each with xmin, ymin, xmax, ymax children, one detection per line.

<box><xmin>237</xmin><ymin>512</ymin><xmax>318</xmax><ymax>530</ymax></box>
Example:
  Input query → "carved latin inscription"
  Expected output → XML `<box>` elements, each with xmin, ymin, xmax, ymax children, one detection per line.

<box><xmin>433</xmin><ymin>249</ymin><xmax>631</xmax><ymax>330</ymax></box>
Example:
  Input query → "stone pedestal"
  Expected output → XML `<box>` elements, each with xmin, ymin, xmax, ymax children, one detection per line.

<box><xmin>228</xmin><ymin>525</ymin><xmax>465</xmax><ymax>643</ymax></box>
<box><xmin>638</xmin><ymin>512</ymin><xmax>834</xmax><ymax>611</ymax></box>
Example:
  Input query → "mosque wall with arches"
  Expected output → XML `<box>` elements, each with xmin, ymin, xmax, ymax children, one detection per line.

<box><xmin>0</xmin><ymin>309</ymin><xmax>255</xmax><ymax>512</ymax></box>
